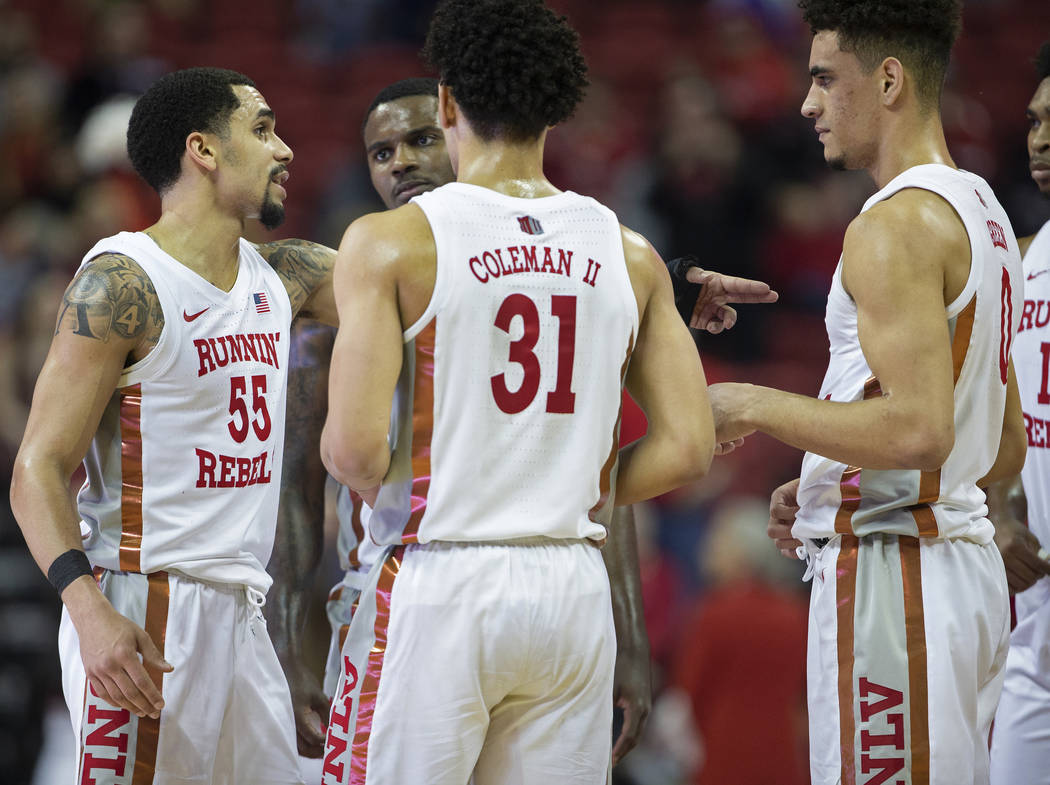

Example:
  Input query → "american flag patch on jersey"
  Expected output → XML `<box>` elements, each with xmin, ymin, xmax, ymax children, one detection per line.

<box><xmin>253</xmin><ymin>292</ymin><xmax>271</xmax><ymax>314</ymax></box>
<box><xmin>517</xmin><ymin>215</ymin><xmax>543</xmax><ymax>235</ymax></box>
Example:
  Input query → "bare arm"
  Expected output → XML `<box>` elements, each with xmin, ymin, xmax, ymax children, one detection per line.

<box><xmin>979</xmin><ymin>361</ymin><xmax>1027</xmax><ymax>488</ymax></box>
<box><xmin>603</xmin><ymin>505</ymin><xmax>651</xmax><ymax>764</ymax></box>
<box><xmin>320</xmin><ymin>210</ymin><xmax>434</xmax><ymax>494</ymax></box>
<box><xmin>266</xmin><ymin>319</ymin><xmax>334</xmax><ymax>756</ymax></box>
<box><xmin>709</xmin><ymin>192</ymin><xmax>962</xmax><ymax>470</ymax></box>
<box><xmin>10</xmin><ymin>255</ymin><xmax>171</xmax><ymax>718</ymax></box>
<box><xmin>617</xmin><ymin>229</ymin><xmax>715</xmax><ymax>506</ymax></box>
<box><xmin>256</xmin><ymin>239</ymin><xmax>338</xmax><ymax>325</ymax></box>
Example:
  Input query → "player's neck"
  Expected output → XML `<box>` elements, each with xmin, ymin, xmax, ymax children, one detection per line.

<box><xmin>869</xmin><ymin>114</ymin><xmax>955</xmax><ymax>190</ymax></box>
<box><xmin>146</xmin><ymin>189</ymin><xmax>245</xmax><ymax>289</ymax></box>
<box><xmin>455</xmin><ymin>133</ymin><xmax>561</xmax><ymax>198</ymax></box>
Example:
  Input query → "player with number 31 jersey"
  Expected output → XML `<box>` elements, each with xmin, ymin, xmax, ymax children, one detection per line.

<box><xmin>365</xmin><ymin>184</ymin><xmax>636</xmax><ymax>548</ymax></box>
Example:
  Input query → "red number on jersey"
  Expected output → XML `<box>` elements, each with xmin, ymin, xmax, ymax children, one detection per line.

<box><xmin>1039</xmin><ymin>342</ymin><xmax>1050</xmax><ymax>406</ymax></box>
<box><xmin>490</xmin><ymin>293</ymin><xmax>577</xmax><ymax>414</ymax></box>
<box><xmin>1000</xmin><ymin>267</ymin><xmax>1013</xmax><ymax>385</ymax></box>
<box><xmin>228</xmin><ymin>374</ymin><xmax>272</xmax><ymax>442</ymax></box>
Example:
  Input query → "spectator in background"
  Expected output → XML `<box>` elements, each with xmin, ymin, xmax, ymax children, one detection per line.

<box><xmin>671</xmin><ymin>497</ymin><xmax>808</xmax><ymax>785</ymax></box>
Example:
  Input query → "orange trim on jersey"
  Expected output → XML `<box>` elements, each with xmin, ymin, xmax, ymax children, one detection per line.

<box><xmin>834</xmin><ymin>377</ymin><xmax>882</xmax><ymax>535</ymax></box>
<box><xmin>118</xmin><ymin>385</ymin><xmax>144</xmax><ymax>572</ymax></box>
<box><xmin>899</xmin><ymin>537</ymin><xmax>930</xmax><ymax>784</ymax></box>
<box><xmin>350</xmin><ymin>546</ymin><xmax>404</xmax><ymax>785</ymax></box>
<box><xmin>950</xmin><ymin>297</ymin><xmax>977</xmax><ymax>384</ymax></box>
<box><xmin>402</xmin><ymin>324</ymin><xmax>436</xmax><ymax>544</ymax></box>
<box><xmin>836</xmin><ymin>535</ymin><xmax>860</xmax><ymax>785</ymax></box>
<box><xmin>133</xmin><ymin>571</ymin><xmax>170</xmax><ymax>785</ymax></box>
<box><xmin>347</xmin><ymin>492</ymin><xmax>366</xmax><ymax>569</ymax></box>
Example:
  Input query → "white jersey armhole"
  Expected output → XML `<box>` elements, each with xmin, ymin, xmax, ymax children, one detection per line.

<box><xmin>403</xmin><ymin>201</ymin><xmax>445</xmax><ymax>342</ymax></box>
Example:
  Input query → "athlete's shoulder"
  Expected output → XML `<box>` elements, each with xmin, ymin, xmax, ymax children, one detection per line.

<box><xmin>57</xmin><ymin>251</ymin><xmax>164</xmax><ymax>352</ymax></box>
<box><xmin>344</xmin><ymin>204</ymin><xmax>436</xmax><ymax>268</ymax></box>
<box><xmin>254</xmin><ymin>239</ymin><xmax>335</xmax><ymax>315</ymax></box>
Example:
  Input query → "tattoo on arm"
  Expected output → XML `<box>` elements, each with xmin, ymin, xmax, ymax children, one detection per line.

<box><xmin>256</xmin><ymin>240</ymin><xmax>335</xmax><ymax>315</ymax></box>
<box><xmin>55</xmin><ymin>254</ymin><xmax>163</xmax><ymax>350</ymax></box>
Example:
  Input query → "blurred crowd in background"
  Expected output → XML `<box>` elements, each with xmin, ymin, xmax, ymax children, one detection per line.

<box><xmin>1</xmin><ymin>0</ymin><xmax>1047</xmax><ymax>783</ymax></box>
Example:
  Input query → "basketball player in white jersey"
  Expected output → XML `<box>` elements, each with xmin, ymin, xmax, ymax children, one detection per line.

<box><xmin>9</xmin><ymin>68</ymin><xmax>342</xmax><ymax>784</ymax></box>
<box><xmin>988</xmin><ymin>41</ymin><xmax>1050</xmax><ymax>785</ymax></box>
<box><xmin>316</xmin><ymin>1</ymin><xmax>720</xmax><ymax>781</ymax></box>
<box><xmin>272</xmin><ymin>76</ymin><xmax>778</xmax><ymax>774</ymax></box>
<box><xmin>708</xmin><ymin>1</ymin><xmax>1027</xmax><ymax>783</ymax></box>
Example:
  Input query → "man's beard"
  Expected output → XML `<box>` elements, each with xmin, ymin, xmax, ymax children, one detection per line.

<box><xmin>260</xmin><ymin>191</ymin><xmax>285</xmax><ymax>230</ymax></box>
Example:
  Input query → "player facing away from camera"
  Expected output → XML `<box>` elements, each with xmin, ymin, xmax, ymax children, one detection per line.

<box><xmin>708</xmin><ymin>1</ymin><xmax>1026</xmax><ymax>783</ymax></box>
<box><xmin>270</xmin><ymin>77</ymin><xmax>677</xmax><ymax>771</ymax></box>
<box><xmin>987</xmin><ymin>41</ymin><xmax>1050</xmax><ymax>785</ymax></box>
<box><xmin>268</xmin><ymin>76</ymin><xmax>774</xmax><ymax>773</ymax></box>
<box><xmin>10</xmin><ymin>67</ymin><xmax>341</xmax><ymax>784</ymax></box>
<box><xmin>317</xmin><ymin>1</ymin><xmax>719</xmax><ymax>783</ymax></box>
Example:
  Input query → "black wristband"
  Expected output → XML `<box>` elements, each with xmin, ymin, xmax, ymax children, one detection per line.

<box><xmin>47</xmin><ymin>549</ymin><xmax>93</xmax><ymax>597</ymax></box>
<box><xmin>665</xmin><ymin>255</ymin><xmax>704</xmax><ymax>325</ymax></box>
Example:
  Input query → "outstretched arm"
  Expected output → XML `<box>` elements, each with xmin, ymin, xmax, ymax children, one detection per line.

<box><xmin>11</xmin><ymin>255</ymin><xmax>172</xmax><ymax>719</ymax></box>
<box><xmin>266</xmin><ymin>319</ymin><xmax>334</xmax><ymax>757</ymax></box>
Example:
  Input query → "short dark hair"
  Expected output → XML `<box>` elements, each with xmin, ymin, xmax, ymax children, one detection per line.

<box><xmin>1037</xmin><ymin>42</ymin><xmax>1050</xmax><ymax>82</ymax></box>
<box><xmin>422</xmin><ymin>0</ymin><xmax>587</xmax><ymax>142</ymax></box>
<box><xmin>127</xmin><ymin>67</ymin><xmax>256</xmax><ymax>194</ymax></box>
<box><xmin>362</xmin><ymin>78</ymin><xmax>440</xmax><ymax>135</ymax></box>
<box><xmin>798</xmin><ymin>0</ymin><xmax>962</xmax><ymax>109</ymax></box>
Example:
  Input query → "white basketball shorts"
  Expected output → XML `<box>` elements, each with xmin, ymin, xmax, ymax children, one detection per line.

<box><xmin>321</xmin><ymin>537</ymin><xmax>616</xmax><ymax>785</ymax></box>
<box><xmin>806</xmin><ymin>533</ymin><xmax>1009</xmax><ymax>785</ymax></box>
<box><xmin>989</xmin><ymin>577</ymin><xmax>1050</xmax><ymax>785</ymax></box>
<box><xmin>59</xmin><ymin>569</ymin><xmax>304</xmax><ymax>785</ymax></box>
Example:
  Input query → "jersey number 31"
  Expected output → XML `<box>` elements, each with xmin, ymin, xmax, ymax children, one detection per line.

<box><xmin>491</xmin><ymin>293</ymin><xmax>577</xmax><ymax>415</ymax></box>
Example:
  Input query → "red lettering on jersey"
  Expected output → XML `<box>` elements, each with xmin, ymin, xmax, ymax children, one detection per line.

<box><xmin>1037</xmin><ymin>301</ymin><xmax>1050</xmax><ymax>330</ymax></box>
<box><xmin>987</xmin><ymin>220</ymin><xmax>1008</xmax><ymax>251</ymax></box>
<box><xmin>507</xmin><ymin>245</ymin><xmax>522</xmax><ymax>271</ymax></box>
<box><xmin>194</xmin><ymin>339</ymin><xmax>216</xmax><ymax>377</ymax></box>
<box><xmin>859</xmin><ymin>753</ymin><xmax>905</xmax><ymax>785</ymax></box>
<box><xmin>583</xmin><ymin>258</ymin><xmax>601</xmax><ymax>287</ymax></box>
<box><xmin>1020</xmin><ymin>300</ymin><xmax>1036</xmax><ymax>334</ymax></box>
<box><xmin>469</xmin><ymin>256</ymin><xmax>488</xmax><ymax>283</ymax></box>
<box><xmin>520</xmin><ymin>245</ymin><xmax>538</xmax><ymax>271</ymax></box>
<box><xmin>192</xmin><ymin>333</ymin><xmax>283</xmax><ymax>377</ymax></box>
<box><xmin>196</xmin><ymin>448</ymin><xmax>272</xmax><ymax>488</ymax></box>
<box><xmin>557</xmin><ymin>249</ymin><xmax>573</xmax><ymax>277</ymax></box>
<box><xmin>540</xmin><ymin>247</ymin><xmax>556</xmax><ymax>273</ymax></box>
<box><xmin>1026</xmin><ymin>412</ymin><xmax>1048</xmax><ymax>448</ymax></box>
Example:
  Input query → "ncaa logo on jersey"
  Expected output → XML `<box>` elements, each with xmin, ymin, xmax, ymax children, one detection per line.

<box><xmin>517</xmin><ymin>215</ymin><xmax>544</xmax><ymax>235</ymax></box>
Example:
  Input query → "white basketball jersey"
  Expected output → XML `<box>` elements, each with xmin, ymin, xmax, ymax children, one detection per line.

<box><xmin>365</xmin><ymin>183</ymin><xmax>638</xmax><ymax>545</ymax></box>
<box><xmin>1015</xmin><ymin>221</ymin><xmax>1050</xmax><ymax>556</ymax></box>
<box><xmin>795</xmin><ymin>165</ymin><xmax>1023</xmax><ymax>542</ymax></box>
<box><xmin>77</xmin><ymin>232</ymin><xmax>291</xmax><ymax>593</ymax></box>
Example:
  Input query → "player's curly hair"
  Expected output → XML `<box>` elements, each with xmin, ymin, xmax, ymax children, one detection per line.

<box><xmin>798</xmin><ymin>0</ymin><xmax>962</xmax><ymax>109</ymax></box>
<box><xmin>422</xmin><ymin>0</ymin><xmax>587</xmax><ymax>142</ymax></box>
<box><xmin>127</xmin><ymin>67</ymin><xmax>256</xmax><ymax>194</ymax></box>
<box><xmin>1037</xmin><ymin>42</ymin><xmax>1050</xmax><ymax>81</ymax></box>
